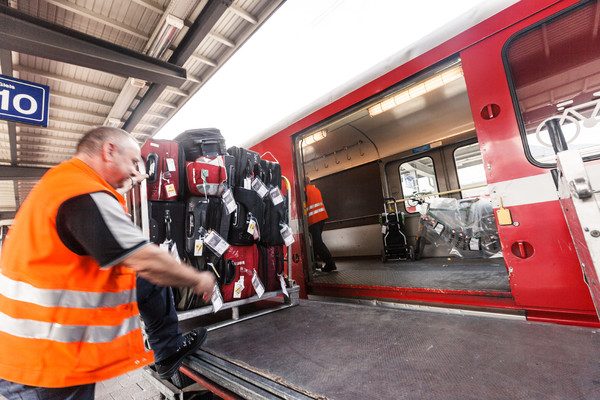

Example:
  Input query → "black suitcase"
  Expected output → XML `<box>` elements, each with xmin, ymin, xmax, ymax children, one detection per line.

<box><xmin>228</xmin><ymin>187</ymin><xmax>264</xmax><ymax>245</ymax></box>
<box><xmin>184</xmin><ymin>196</ymin><xmax>231</xmax><ymax>268</ymax></box>
<box><xmin>258</xmin><ymin>244</ymin><xmax>285</xmax><ymax>292</ymax></box>
<box><xmin>258</xmin><ymin>160</ymin><xmax>286</xmax><ymax>246</ymax></box>
<box><xmin>174</xmin><ymin>128</ymin><xmax>227</xmax><ymax>160</ymax></box>
<box><xmin>148</xmin><ymin>201</ymin><xmax>186</xmax><ymax>258</ymax></box>
<box><xmin>227</xmin><ymin>146</ymin><xmax>261</xmax><ymax>187</ymax></box>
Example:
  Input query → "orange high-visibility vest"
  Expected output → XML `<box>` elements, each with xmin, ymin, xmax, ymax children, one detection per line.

<box><xmin>305</xmin><ymin>184</ymin><xmax>328</xmax><ymax>226</ymax></box>
<box><xmin>0</xmin><ymin>158</ymin><xmax>153</xmax><ymax>388</ymax></box>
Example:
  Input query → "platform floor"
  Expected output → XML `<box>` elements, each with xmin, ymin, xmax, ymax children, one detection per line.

<box><xmin>200</xmin><ymin>299</ymin><xmax>600</xmax><ymax>400</ymax></box>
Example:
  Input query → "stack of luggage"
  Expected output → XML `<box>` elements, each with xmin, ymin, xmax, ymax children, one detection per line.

<box><xmin>141</xmin><ymin>129</ymin><xmax>288</xmax><ymax>311</ymax></box>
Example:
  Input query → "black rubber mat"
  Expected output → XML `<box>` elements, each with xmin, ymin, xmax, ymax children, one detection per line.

<box><xmin>311</xmin><ymin>257</ymin><xmax>510</xmax><ymax>292</ymax></box>
<box><xmin>203</xmin><ymin>299</ymin><xmax>600</xmax><ymax>400</ymax></box>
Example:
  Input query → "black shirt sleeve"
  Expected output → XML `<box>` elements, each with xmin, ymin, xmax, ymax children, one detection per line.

<box><xmin>56</xmin><ymin>191</ymin><xmax>149</xmax><ymax>268</ymax></box>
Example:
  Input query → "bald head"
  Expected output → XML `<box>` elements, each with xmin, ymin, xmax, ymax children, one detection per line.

<box><xmin>77</xmin><ymin>127</ymin><xmax>136</xmax><ymax>157</ymax></box>
<box><xmin>75</xmin><ymin>126</ymin><xmax>141</xmax><ymax>190</ymax></box>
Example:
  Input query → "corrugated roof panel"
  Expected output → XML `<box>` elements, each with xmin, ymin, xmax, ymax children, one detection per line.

<box><xmin>0</xmin><ymin>182</ymin><xmax>16</xmax><ymax>212</ymax></box>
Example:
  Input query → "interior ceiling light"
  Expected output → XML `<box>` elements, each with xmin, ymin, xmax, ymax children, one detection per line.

<box><xmin>368</xmin><ymin>65</ymin><xmax>464</xmax><ymax>117</ymax></box>
<box><xmin>147</xmin><ymin>14</ymin><xmax>185</xmax><ymax>58</ymax></box>
<box><xmin>302</xmin><ymin>130</ymin><xmax>327</xmax><ymax>147</ymax></box>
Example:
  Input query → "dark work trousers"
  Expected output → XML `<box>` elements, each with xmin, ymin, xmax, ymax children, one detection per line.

<box><xmin>0</xmin><ymin>379</ymin><xmax>95</xmax><ymax>400</ymax></box>
<box><xmin>136</xmin><ymin>276</ymin><xmax>183</xmax><ymax>362</ymax></box>
<box><xmin>309</xmin><ymin>220</ymin><xmax>336</xmax><ymax>267</ymax></box>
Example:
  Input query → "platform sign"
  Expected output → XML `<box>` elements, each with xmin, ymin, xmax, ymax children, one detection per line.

<box><xmin>0</xmin><ymin>74</ymin><xmax>50</xmax><ymax>127</ymax></box>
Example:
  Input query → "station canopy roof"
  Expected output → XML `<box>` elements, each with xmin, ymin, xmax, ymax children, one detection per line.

<box><xmin>0</xmin><ymin>0</ymin><xmax>284</xmax><ymax>222</ymax></box>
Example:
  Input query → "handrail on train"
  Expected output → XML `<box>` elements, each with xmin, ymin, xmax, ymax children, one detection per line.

<box><xmin>386</xmin><ymin>184</ymin><xmax>489</xmax><ymax>205</ymax></box>
<box><xmin>282</xmin><ymin>175</ymin><xmax>292</xmax><ymax>283</ymax></box>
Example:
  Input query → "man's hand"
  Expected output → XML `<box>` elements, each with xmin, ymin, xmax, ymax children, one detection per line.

<box><xmin>193</xmin><ymin>271</ymin><xmax>216</xmax><ymax>299</ymax></box>
<box><xmin>119</xmin><ymin>172</ymin><xmax>149</xmax><ymax>193</ymax></box>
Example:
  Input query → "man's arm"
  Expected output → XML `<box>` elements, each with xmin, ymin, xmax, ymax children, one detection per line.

<box><xmin>57</xmin><ymin>192</ymin><xmax>215</xmax><ymax>297</ymax></box>
<box><xmin>121</xmin><ymin>245</ymin><xmax>214</xmax><ymax>297</ymax></box>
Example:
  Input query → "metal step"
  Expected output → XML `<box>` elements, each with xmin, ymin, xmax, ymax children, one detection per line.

<box><xmin>183</xmin><ymin>350</ymin><xmax>318</xmax><ymax>400</ymax></box>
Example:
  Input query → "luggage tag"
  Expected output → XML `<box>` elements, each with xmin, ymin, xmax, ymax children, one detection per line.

<box><xmin>222</xmin><ymin>188</ymin><xmax>237</xmax><ymax>215</ymax></box>
<box><xmin>170</xmin><ymin>242</ymin><xmax>181</xmax><ymax>263</ymax></box>
<box><xmin>204</xmin><ymin>230</ymin><xmax>230</xmax><ymax>257</ymax></box>
<box><xmin>251</xmin><ymin>177</ymin><xmax>269</xmax><ymax>199</ymax></box>
<box><xmin>233</xmin><ymin>275</ymin><xmax>245</xmax><ymax>299</ymax></box>
<box><xmin>201</xmin><ymin>169</ymin><xmax>209</xmax><ymax>199</ymax></box>
<box><xmin>247</xmin><ymin>216</ymin><xmax>260</xmax><ymax>240</ymax></box>
<box><xmin>469</xmin><ymin>237</ymin><xmax>480</xmax><ymax>251</ymax></box>
<box><xmin>434</xmin><ymin>222</ymin><xmax>444</xmax><ymax>235</ymax></box>
<box><xmin>243</xmin><ymin>176</ymin><xmax>252</xmax><ymax>190</ymax></box>
<box><xmin>252</xmin><ymin>269</ymin><xmax>265</xmax><ymax>298</ymax></box>
<box><xmin>165</xmin><ymin>158</ymin><xmax>176</xmax><ymax>172</ymax></box>
<box><xmin>280</xmin><ymin>223</ymin><xmax>295</xmax><ymax>246</ymax></box>
<box><xmin>381</xmin><ymin>225</ymin><xmax>387</xmax><ymax>234</ymax></box>
<box><xmin>270</xmin><ymin>186</ymin><xmax>284</xmax><ymax>206</ymax></box>
<box><xmin>194</xmin><ymin>226</ymin><xmax>208</xmax><ymax>256</ymax></box>
<box><xmin>162</xmin><ymin>168</ymin><xmax>176</xmax><ymax>198</ymax></box>
<box><xmin>211</xmin><ymin>284</ymin><xmax>223</xmax><ymax>313</ymax></box>
<box><xmin>278</xmin><ymin>275</ymin><xmax>289</xmax><ymax>297</ymax></box>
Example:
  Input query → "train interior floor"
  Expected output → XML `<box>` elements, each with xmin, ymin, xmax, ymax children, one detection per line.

<box><xmin>309</xmin><ymin>256</ymin><xmax>510</xmax><ymax>292</ymax></box>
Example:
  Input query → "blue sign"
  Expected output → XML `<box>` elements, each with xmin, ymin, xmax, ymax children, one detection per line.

<box><xmin>0</xmin><ymin>74</ymin><xmax>50</xmax><ymax>127</ymax></box>
<box><xmin>411</xmin><ymin>144</ymin><xmax>431</xmax><ymax>154</ymax></box>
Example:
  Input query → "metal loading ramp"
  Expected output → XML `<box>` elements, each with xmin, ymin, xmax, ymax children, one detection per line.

<box><xmin>184</xmin><ymin>299</ymin><xmax>600</xmax><ymax>400</ymax></box>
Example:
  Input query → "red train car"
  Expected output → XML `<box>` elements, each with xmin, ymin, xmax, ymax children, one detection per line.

<box><xmin>248</xmin><ymin>0</ymin><xmax>600</xmax><ymax>327</ymax></box>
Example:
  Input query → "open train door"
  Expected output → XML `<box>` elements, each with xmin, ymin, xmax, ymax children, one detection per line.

<box><xmin>554</xmin><ymin>143</ymin><xmax>600</xmax><ymax>318</ymax></box>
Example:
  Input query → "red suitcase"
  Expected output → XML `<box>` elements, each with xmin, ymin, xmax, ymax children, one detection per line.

<box><xmin>221</xmin><ymin>245</ymin><xmax>259</xmax><ymax>302</ymax></box>
<box><xmin>185</xmin><ymin>155</ymin><xmax>228</xmax><ymax>197</ymax></box>
<box><xmin>141</xmin><ymin>139</ymin><xmax>185</xmax><ymax>201</ymax></box>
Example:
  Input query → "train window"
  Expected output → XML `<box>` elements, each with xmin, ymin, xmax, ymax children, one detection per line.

<box><xmin>399</xmin><ymin>156</ymin><xmax>438</xmax><ymax>213</ymax></box>
<box><xmin>504</xmin><ymin>1</ymin><xmax>600</xmax><ymax>166</ymax></box>
<box><xmin>453</xmin><ymin>143</ymin><xmax>489</xmax><ymax>199</ymax></box>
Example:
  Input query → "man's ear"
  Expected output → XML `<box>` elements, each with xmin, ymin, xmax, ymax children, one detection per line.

<box><xmin>102</xmin><ymin>142</ymin><xmax>116</xmax><ymax>162</ymax></box>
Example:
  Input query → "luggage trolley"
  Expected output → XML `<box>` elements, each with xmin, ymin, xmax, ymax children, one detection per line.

<box><xmin>379</xmin><ymin>197</ymin><xmax>415</xmax><ymax>262</ymax></box>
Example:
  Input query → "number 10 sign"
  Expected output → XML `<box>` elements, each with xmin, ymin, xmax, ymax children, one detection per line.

<box><xmin>0</xmin><ymin>74</ymin><xmax>49</xmax><ymax>127</ymax></box>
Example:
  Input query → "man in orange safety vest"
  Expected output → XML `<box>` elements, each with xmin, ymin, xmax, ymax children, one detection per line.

<box><xmin>305</xmin><ymin>177</ymin><xmax>337</xmax><ymax>272</ymax></box>
<box><xmin>0</xmin><ymin>127</ymin><xmax>215</xmax><ymax>399</ymax></box>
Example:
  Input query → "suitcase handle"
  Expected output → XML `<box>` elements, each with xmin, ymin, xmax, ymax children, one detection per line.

<box><xmin>146</xmin><ymin>153</ymin><xmax>159</xmax><ymax>184</ymax></box>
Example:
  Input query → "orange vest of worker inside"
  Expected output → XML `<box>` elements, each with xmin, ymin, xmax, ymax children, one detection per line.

<box><xmin>0</xmin><ymin>158</ymin><xmax>153</xmax><ymax>388</ymax></box>
<box><xmin>305</xmin><ymin>184</ymin><xmax>328</xmax><ymax>226</ymax></box>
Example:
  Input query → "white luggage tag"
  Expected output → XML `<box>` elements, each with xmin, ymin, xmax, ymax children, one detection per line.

<box><xmin>247</xmin><ymin>216</ymin><xmax>260</xmax><ymax>240</ymax></box>
<box><xmin>469</xmin><ymin>237</ymin><xmax>480</xmax><ymax>251</ymax></box>
<box><xmin>222</xmin><ymin>188</ymin><xmax>237</xmax><ymax>215</ymax></box>
<box><xmin>194</xmin><ymin>226</ymin><xmax>207</xmax><ymax>256</ymax></box>
<box><xmin>280</xmin><ymin>223</ymin><xmax>295</xmax><ymax>246</ymax></box>
<box><xmin>251</xmin><ymin>177</ymin><xmax>269</xmax><ymax>199</ymax></box>
<box><xmin>243</xmin><ymin>177</ymin><xmax>252</xmax><ymax>190</ymax></box>
<box><xmin>165</xmin><ymin>158</ymin><xmax>176</xmax><ymax>172</ymax></box>
<box><xmin>270</xmin><ymin>186</ymin><xmax>284</xmax><ymax>206</ymax></box>
<box><xmin>434</xmin><ymin>222</ymin><xmax>444</xmax><ymax>234</ymax></box>
<box><xmin>170</xmin><ymin>242</ymin><xmax>181</xmax><ymax>263</ymax></box>
<box><xmin>279</xmin><ymin>275</ymin><xmax>289</xmax><ymax>297</ymax></box>
<box><xmin>252</xmin><ymin>269</ymin><xmax>265</xmax><ymax>298</ymax></box>
<box><xmin>233</xmin><ymin>275</ymin><xmax>245</xmax><ymax>299</ymax></box>
<box><xmin>204</xmin><ymin>230</ymin><xmax>230</xmax><ymax>257</ymax></box>
<box><xmin>211</xmin><ymin>284</ymin><xmax>223</xmax><ymax>313</ymax></box>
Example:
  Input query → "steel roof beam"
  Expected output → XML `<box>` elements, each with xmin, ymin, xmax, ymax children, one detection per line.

<box><xmin>124</xmin><ymin>0</ymin><xmax>232</xmax><ymax>132</ymax></box>
<box><xmin>0</xmin><ymin>165</ymin><xmax>48</xmax><ymax>179</ymax></box>
<box><xmin>0</xmin><ymin>5</ymin><xmax>187</xmax><ymax>87</ymax></box>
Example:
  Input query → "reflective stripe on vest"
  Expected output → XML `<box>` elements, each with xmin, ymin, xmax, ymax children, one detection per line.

<box><xmin>0</xmin><ymin>273</ymin><xmax>136</xmax><ymax>309</ymax></box>
<box><xmin>307</xmin><ymin>204</ymin><xmax>326</xmax><ymax>217</ymax></box>
<box><xmin>0</xmin><ymin>311</ymin><xmax>140</xmax><ymax>343</ymax></box>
